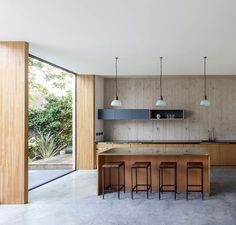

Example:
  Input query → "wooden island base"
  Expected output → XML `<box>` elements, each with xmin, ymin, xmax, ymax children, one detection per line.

<box><xmin>97</xmin><ymin>154</ymin><xmax>209</xmax><ymax>195</ymax></box>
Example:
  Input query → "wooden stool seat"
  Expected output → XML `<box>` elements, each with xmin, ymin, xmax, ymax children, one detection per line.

<box><xmin>131</xmin><ymin>162</ymin><xmax>151</xmax><ymax>168</ymax></box>
<box><xmin>187</xmin><ymin>162</ymin><xmax>203</xmax><ymax>168</ymax></box>
<box><xmin>160</xmin><ymin>162</ymin><xmax>177</xmax><ymax>168</ymax></box>
<box><xmin>102</xmin><ymin>162</ymin><xmax>124</xmax><ymax>168</ymax></box>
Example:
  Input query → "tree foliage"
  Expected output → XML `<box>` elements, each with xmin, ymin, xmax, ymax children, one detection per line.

<box><xmin>29</xmin><ymin>92</ymin><xmax>73</xmax><ymax>147</ymax></box>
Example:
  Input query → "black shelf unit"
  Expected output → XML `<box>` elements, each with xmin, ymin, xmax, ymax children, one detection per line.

<box><xmin>98</xmin><ymin>109</ymin><xmax>149</xmax><ymax>120</ymax></box>
<box><xmin>98</xmin><ymin>109</ymin><xmax>184</xmax><ymax>120</ymax></box>
<box><xmin>149</xmin><ymin>109</ymin><xmax>184</xmax><ymax>120</ymax></box>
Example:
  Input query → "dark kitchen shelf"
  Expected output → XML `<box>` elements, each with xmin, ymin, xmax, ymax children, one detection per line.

<box><xmin>149</xmin><ymin>109</ymin><xmax>184</xmax><ymax>120</ymax></box>
<box><xmin>98</xmin><ymin>109</ymin><xmax>184</xmax><ymax>120</ymax></box>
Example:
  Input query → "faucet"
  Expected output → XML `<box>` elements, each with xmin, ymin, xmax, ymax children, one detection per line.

<box><xmin>208</xmin><ymin>128</ymin><xmax>216</xmax><ymax>142</ymax></box>
<box><xmin>212</xmin><ymin>128</ymin><xmax>215</xmax><ymax>141</ymax></box>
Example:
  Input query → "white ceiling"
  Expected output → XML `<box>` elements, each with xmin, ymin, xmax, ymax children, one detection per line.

<box><xmin>1</xmin><ymin>0</ymin><xmax>236</xmax><ymax>76</ymax></box>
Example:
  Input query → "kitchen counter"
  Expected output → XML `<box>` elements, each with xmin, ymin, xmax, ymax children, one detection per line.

<box><xmin>97</xmin><ymin>140</ymin><xmax>236</xmax><ymax>144</ymax></box>
<box><xmin>99</xmin><ymin>147</ymin><xmax>208</xmax><ymax>155</ymax></box>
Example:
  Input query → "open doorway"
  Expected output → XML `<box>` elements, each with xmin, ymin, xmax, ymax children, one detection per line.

<box><xmin>28</xmin><ymin>55</ymin><xmax>76</xmax><ymax>190</ymax></box>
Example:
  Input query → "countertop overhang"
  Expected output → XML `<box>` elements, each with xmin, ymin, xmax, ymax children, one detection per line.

<box><xmin>98</xmin><ymin>147</ymin><xmax>208</xmax><ymax>156</ymax></box>
<box><xmin>96</xmin><ymin>140</ymin><xmax>236</xmax><ymax>144</ymax></box>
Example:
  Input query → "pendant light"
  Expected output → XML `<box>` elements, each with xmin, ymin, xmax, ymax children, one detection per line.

<box><xmin>111</xmin><ymin>57</ymin><xmax>122</xmax><ymax>107</ymax></box>
<box><xmin>200</xmin><ymin>56</ymin><xmax>210</xmax><ymax>106</ymax></box>
<box><xmin>156</xmin><ymin>57</ymin><xmax>167</xmax><ymax>106</ymax></box>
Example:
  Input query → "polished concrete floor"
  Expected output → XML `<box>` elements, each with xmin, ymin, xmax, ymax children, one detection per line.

<box><xmin>28</xmin><ymin>169</ymin><xmax>72</xmax><ymax>189</ymax></box>
<box><xmin>0</xmin><ymin>169</ymin><xmax>235</xmax><ymax>225</ymax></box>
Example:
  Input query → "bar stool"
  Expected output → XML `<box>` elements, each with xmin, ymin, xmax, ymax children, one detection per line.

<box><xmin>186</xmin><ymin>162</ymin><xmax>204</xmax><ymax>200</ymax></box>
<box><xmin>159</xmin><ymin>162</ymin><xmax>177</xmax><ymax>200</ymax></box>
<box><xmin>131</xmin><ymin>162</ymin><xmax>152</xmax><ymax>199</ymax></box>
<box><xmin>102</xmin><ymin>161</ymin><xmax>125</xmax><ymax>199</ymax></box>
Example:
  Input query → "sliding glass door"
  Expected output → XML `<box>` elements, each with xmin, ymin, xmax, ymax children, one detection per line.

<box><xmin>28</xmin><ymin>55</ymin><xmax>76</xmax><ymax>190</ymax></box>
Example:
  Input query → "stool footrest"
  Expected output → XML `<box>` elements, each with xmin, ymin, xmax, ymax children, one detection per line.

<box><xmin>132</xmin><ymin>184</ymin><xmax>151</xmax><ymax>190</ymax></box>
<box><xmin>105</xmin><ymin>184</ymin><xmax>125</xmax><ymax>188</ymax></box>
<box><xmin>160</xmin><ymin>185</ymin><xmax>176</xmax><ymax>191</ymax></box>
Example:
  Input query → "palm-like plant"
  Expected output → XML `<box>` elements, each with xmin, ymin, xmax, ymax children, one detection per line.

<box><xmin>33</xmin><ymin>132</ymin><xmax>66</xmax><ymax>159</ymax></box>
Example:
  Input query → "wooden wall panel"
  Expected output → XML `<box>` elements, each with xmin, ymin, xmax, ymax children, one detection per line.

<box><xmin>0</xmin><ymin>42</ymin><xmax>28</xmax><ymax>204</ymax></box>
<box><xmin>76</xmin><ymin>75</ymin><xmax>95</xmax><ymax>169</ymax></box>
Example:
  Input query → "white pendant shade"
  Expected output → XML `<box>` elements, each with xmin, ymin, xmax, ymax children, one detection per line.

<box><xmin>111</xmin><ymin>99</ymin><xmax>122</xmax><ymax>107</ymax></box>
<box><xmin>155</xmin><ymin>98</ymin><xmax>167</xmax><ymax>106</ymax></box>
<box><xmin>200</xmin><ymin>99</ymin><xmax>210</xmax><ymax>106</ymax></box>
<box><xmin>111</xmin><ymin>98</ymin><xmax>122</xmax><ymax>107</ymax></box>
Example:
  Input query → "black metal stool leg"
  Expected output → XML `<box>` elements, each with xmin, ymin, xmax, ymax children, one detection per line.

<box><xmin>102</xmin><ymin>167</ymin><xmax>105</xmax><ymax>199</ymax></box>
<box><xmin>159</xmin><ymin>167</ymin><xmax>161</xmax><ymax>200</ymax></box>
<box><xmin>146</xmin><ymin>167</ymin><xmax>149</xmax><ymax>199</ymax></box>
<box><xmin>123</xmin><ymin>164</ymin><xmax>125</xmax><ymax>193</ymax></box>
<box><xmin>186</xmin><ymin>167</ymin><xmax>189</xmax><ymax>200</ymax></box>
<box><xmin>131</xmin><ymin>167</ymin><xmax>133</xmax><ymax>200</ymax></box>
<box><xmin>175</xmin><ymin>167</ymin><xmax>177</xmax><ymax>200</ymax></box>
<box><xmin>201</xmin><ymin>167</ymin><xmax>204</xmax><ymax>200</ymax></box>
<box><xmin>135</xmin><ymin>168</ymin><xmax>138</xmax><ymax>193</ymax></box>
<box><xmin>161</xmin><ymin>167</ymin><xmax>163</xmax><ymax>193</ymax></box>
<box><xmin>118</xmin><ymin>167</ymin><xmax>120</xmax><ymax>199</ymax></box>
<box><xmin>150</xmin><ymin>164</ymin><xmax>152</xmax><ymax>193</ymax></box>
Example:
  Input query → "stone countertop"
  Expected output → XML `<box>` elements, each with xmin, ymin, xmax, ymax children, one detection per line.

<box><xmin>98</xmin><ymin>147</ymin><xmax>208</xmax><ymax>155</ymax></box>
<box><xmin>96</xmin><ymin>140</ymin><xmax>236</xmax><ymax>144</ymax></box>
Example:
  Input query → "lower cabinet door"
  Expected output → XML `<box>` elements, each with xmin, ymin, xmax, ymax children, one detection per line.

<box><xmin>219</xmin><ymin>144</ymin><xmax>236</xmax><ymax>166</ymax></box>
<box><xmin>202</xmin><ymin>144</ymin><xmax>220</xmax><ymax>166</ymax></box>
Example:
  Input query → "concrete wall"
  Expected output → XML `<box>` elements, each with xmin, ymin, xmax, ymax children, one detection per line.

<box><xmin>103</xmin><ymin>76</ymin><xmax>236</xmax><ymax>141</ymax></box>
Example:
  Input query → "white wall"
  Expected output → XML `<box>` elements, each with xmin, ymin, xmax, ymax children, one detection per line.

<box><xmin>103</xmin><ymin>76</ymin><xmax>236</xmax><ymax>141</ymax></box>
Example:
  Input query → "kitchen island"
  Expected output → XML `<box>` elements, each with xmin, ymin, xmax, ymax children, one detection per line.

<box><xmin>96</xmin><ymin>141</ymin><xmax>236</xmax><ymax>166</ymax></box>
<box><xmin>97</xmin><ymin>147</ymin><xmax>210</xmax><ymax>195</ymax></box>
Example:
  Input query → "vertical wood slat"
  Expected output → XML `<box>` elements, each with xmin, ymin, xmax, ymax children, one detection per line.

<box><xmin>76</xmin><ymin>75</ymin><xmax>95</xmax><ymax>169</ymax></box>
<box><xmin>0</xmin><ymin>42</ymin><xmax>28</xmax><ymax>204</ymax></box>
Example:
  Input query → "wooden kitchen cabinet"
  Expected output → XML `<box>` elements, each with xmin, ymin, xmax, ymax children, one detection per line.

<box><xmin>219</xmin><ymin>144</ymin><xmax>236</xmax><ymax>166</ymax></box>
<box><xmin>201</xmin><ymin>144</ymin><xmax>220</xmax><ymax>166</ymax></box>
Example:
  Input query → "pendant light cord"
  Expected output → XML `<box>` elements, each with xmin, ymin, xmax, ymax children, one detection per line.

<box><xmin>115</xmin><ymin>57</ymin><xmax>118</xmax><ymax>97</ymax></box>
<box><xmin>204</xmin><ymin>56</ymin><xmax>207</xmax><ymax>98</ymax></box>
<box><xmin>160</xmin><ymin>56</ymin><xmax>163</xmax><ymax>98</ymax></box>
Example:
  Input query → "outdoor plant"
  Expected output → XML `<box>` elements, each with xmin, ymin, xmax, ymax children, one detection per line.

<box><xmin>28</xmin><ymin>137</ymin><xmax>39</xmax><ymax>160</ymax></box>
<box><xmin>32</xmin><ymin>132</ymin><xmax>66</xmax><ymax>160</ymax></box>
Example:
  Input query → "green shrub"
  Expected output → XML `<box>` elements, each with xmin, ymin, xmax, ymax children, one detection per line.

<box><xmin>28</xmin><ymin>137</ymin><xmax>38</xmax><ymax>160</ymax></box>
<box><xmin>29</xmin><ymin>92</ymin><xmax>72</xmax><ymax>148</ymax></box>
<box><xmin>32</xmin><ymin>132</ymin><xmax>66</xmax><ymax>160</ymax></box>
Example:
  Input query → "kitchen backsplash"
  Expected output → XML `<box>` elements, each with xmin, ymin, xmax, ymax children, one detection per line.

<box><xmin>103</xmin><ymin>77</ymin><xmax>236</xmax><ymax>140</ymax></box>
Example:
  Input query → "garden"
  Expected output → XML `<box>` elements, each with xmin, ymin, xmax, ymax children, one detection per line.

<box><xmin>28</xmin><ymin>57</ymin><xmax>73</xmax><ymax>162</ymax></box>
